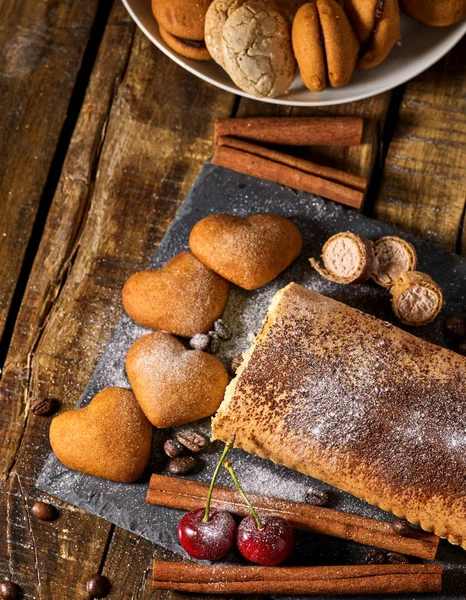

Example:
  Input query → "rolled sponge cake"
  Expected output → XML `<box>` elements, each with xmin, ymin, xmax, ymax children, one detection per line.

<box><xmin>212</xmin><ymin>283</ymin><xmax>466</xmax><ymax>547</ymax></box>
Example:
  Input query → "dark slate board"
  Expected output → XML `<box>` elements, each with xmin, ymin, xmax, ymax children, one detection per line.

<box><xmin>37</xmin><ymin>161</ymin><xmax>466</xmax><ymax>599</ymax></box>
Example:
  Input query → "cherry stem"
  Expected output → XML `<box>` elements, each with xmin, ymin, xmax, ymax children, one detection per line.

<box><xmin>203</xmin><ymin>436</ymin><xmax>235</xmax><ymax>522</ymax></box>
<box><xmin>223</xmin><ymin>460</ymin><xmax>264</xmax><ymax>531</ymax></box>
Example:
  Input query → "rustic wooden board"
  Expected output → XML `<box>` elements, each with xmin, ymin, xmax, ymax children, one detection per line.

<box><xmin>0</xmin><ymin>0</ymin><xmax>103</xmax><ymax>344</ymax></box>
<box><xmin>0</xmin><ymin>0</ymin><xmax>135</xmax><ymax>485</ymax></box>
<box><xmin>375</xmin><ymin>39</ymin><xmax>466</xmax><ymax>253</ymax></box>
<box><xmin>0</xmin><ymin>2</ymin><xmax>137</xmax><ymax>597</ymax></box>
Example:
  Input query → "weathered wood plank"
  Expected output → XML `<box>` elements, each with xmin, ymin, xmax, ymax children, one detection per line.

<box><xmin>375</xmin><ymin>39</ymin><xmax>466</xmax><ymax>252</ymax></box>
<box><xmin>0</xmin><ymin>0</ymin><xmax>105</xmax><ymax>343</ymax></box>
<box><xmin>0</xmin><ymin>2</ymin><xmax>137</xmax><ymax>597</ymax></box>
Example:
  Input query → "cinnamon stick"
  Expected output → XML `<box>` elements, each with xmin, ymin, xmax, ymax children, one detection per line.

<box><xmin>214</xmin><ymin>117</ymin><xmax>364</xmax><ymax>146</ymax></box>
<box><xmin>147</xmin><ymin>474</ymin><xmax>440</xmax><ymax>560</ymax></box>
<box><xmin>212</xmin><ymin>145</ymin><xmax>364</xmax><ymax>209</ymax></box>
<box><xmin>153</xmin><ymin>561</ymin><xmax>442</xmax><ymax>594</ymax></box>
<box><xmin>217</xmin><ymin>136</ymin><xmax>367</xmax><ymax>192</ymax></box>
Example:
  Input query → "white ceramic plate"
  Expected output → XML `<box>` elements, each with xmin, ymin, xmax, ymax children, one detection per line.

<box><xmin>122</xmin><ymin>0</ymin><xmax>466</xmax><ymax>106</ymax></box>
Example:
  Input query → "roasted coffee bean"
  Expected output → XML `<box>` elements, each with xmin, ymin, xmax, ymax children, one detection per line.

<box><xmin>208</xmin><ymin>332</ymin><xmax>220</xmax><ymax>353</ymax></box>
<box><xmin>176</xmin><ymin>430</ymin><xmax>207</xmax><ymax>453</ymax></box>
<box><xmin>31</xmin><ymin>397</ymin><xmax>56</xmax><ymax>416</ymax></box>
<box><xmin>31</xmin><ymin>500</ymin><xmax>57</xmax><ymax>522</ymax></box>
<box><xmin>189</xmin><ymin>333</ymin><xmax>211</xmax><ymax>352</ymax></box>
<box><xmin>168</xmin><ymin>456</ymin><xmax>196</xmax><ymax>475</ymax></box>
<box><xmin>86</xmin><ymin>574</ymin><xmax>111</xmax><ymax>598</ymax></box>
<box><xmin>230</xmin><ymin>352</ymin><xmax>244</xmax><ymax>376</ymax></box>
<box><xmin>386</xmin><ymin>551</ymin><xmax>409</xmax><ymax>564</ymax></box>
<box><xmin>163</xmin><ymin>439</ymin><xmax>184</xmax><ymax>458</ymax></box>
<box><xmin>213</xmin><ymin>319</ymin><xmax>232</xmax><ymax>340</ymax></box>
<box><xmin>0</xmin><ymin>581</ymin><xmax>20</xmax><ymax>600</ymax></box>
<box><xmin>445</xmin><ymin>316</ymin><xmax>466</xmax><ymax>338</ymax></box>
<box><xmin>391</xmin><ymin>517</ymin><xmax>413</xmax><ymax>537</ymax></box>
<box><xmin>364</xmin><ymin>549</ymin><xmax>385</xmax><ymax>565</ymax></box>
<box><xmin>457</xmin><ymin>342</ymin><xmax>466</xmax><ymax>356</ymax></box>
<box><xmin>305</xmin><ymin>487</ymin><xmax>328</xmax><ymax>507</ymax></box>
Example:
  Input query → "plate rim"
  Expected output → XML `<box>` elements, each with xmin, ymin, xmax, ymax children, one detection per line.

<box><xmin>122</xmin><ymin>0</ymin><xmax>466</xmax><ymax>107</ymax></box>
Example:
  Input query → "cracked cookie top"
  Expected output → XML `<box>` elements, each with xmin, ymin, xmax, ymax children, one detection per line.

<box><xmin>221</xmin><ymin>0</ymin><xmax>296</xmax><ymax>98</ymax></box>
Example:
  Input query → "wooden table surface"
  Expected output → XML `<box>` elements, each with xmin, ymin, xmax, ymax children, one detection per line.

<box><xmin>1</xmin><ymin>0</ymin><xmax>465</xmax><ymax>597</ymax></box>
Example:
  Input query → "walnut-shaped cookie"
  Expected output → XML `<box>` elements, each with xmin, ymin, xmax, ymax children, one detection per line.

<box><xmin>126</xmin><ymin>332</ymin><xmax>229</xmax><ymax>428</ymax></box>
<box><xmin>400</xmin><ymin>0</ymin><xmax>466</xmax><ymax>26</ymax></box>
<box><xmin>344</xmin><ymin>0</ymin><xmax>401</xmax><ymax>69</ymax></box>
<box><xmin>292</xmin><ymin>0</ymin><xmax>360</xmax><ymax>92</ymax></box>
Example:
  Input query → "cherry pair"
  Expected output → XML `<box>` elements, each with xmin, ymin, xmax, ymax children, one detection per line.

<box><xmin>178</xmin><ymin>438</ymin><xmax>294</xmax><ymax>565</ymax></box>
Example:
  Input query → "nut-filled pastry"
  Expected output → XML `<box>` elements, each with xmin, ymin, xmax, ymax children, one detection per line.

<box><xmin>212</xmin><ymin>283</ymin><xmax>466</xmax><ymax>548</ymax></box>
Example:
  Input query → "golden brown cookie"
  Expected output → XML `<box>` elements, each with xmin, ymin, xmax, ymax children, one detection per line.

<box><xmin>318</xmin><ymin>0</ymin><xmax>360</xmax><ymax>87</ymax></box>
<box><xmin>122</xmin><ymin>251</ymin><xmax>230</xmax><ymax>338</ymax></box>
<box><xmin>221</xmin><ymin>0</ymin><xmax>296</xmax><ymax>98</ymax></box>
<box><xmin>292</xmin><ymin>3</ymin><xmax>327</xmax><ymax>91</ymax></box>
<box><xmin>126</xmin><ymin>331</ymin><xmax>229</xmax><ymax>428</ymax></box>
<box><xmin>189</xmin><ymin>214</ymin><xmax>303</xmax><ymax>290</ymax></box>
<box><xmin>205</xmin><ymin>0</ymin><xmax>248</xmax><ymax>67</ymax></box>
<box><xmin>292</xmin><ymin>1</ymin><xmax>360</xmax><ymax>91</ymax></box>
<box><xmin>152</xmin><ymin>0</ymin><xmax>212</xmax><ymax>59</ymax></box>
<box><xmin>344</xmin><ymin>0</ymin><xmax>402</xmax><ymax>69</ymax></box>
<box><xmin>400</xmin><ymin>0</ymin><xmax>466</xmax><ymax>26</ymax></box>
<box><xmin>49</xmin><ymin>388</ymin><xmax>152</xmax><ymax>483</ymax></box>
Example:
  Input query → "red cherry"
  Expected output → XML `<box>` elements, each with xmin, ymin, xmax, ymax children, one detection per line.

<box><xmin>237</xmin><ymin>515</ymin><xmax>295</xmax><ymax>565</ymax></box>
<box><xmin>178</xmin><ymin>507</ymin><xmax>237</xmax><ymax>560</ymax></box>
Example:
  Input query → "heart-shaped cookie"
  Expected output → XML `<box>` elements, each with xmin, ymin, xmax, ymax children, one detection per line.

<box><xmin>126</xmin><ymin>331</ymin><xmax>229</xmax><ymax>428</ymax></box>
<box><xmin>122</xmin><ymin>251</ymin><xmax>230</xmax><ymax>338</ymax></box>
<box><xmin>49</xmin><ymin>388</ymin><xmax>152</xmax><ymax>483</ymax></box>
<box><xmin>189</xmin><ymin>214</ymin><xmax>302</xmax><ymax>290</ymax></box>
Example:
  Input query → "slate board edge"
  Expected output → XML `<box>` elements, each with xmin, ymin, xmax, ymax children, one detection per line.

<box><xmin>37</xmin><ymin>160</ymin><xmax>466</xmax><ymax>600</ymax></box>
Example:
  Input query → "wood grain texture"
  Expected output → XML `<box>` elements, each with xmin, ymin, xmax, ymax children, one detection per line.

<box><xmin>0</xmin><ymin>0</ymin><xmax>135</xmax><ymax>484</ymax></box>
<box><xmin>0</xmin><ymin>0</ymin><xmax>102</xmax><ymax>341</ymax></box>
<box><xmin>0</xmin><ymin>2</ymin><xmax>136</xmax><ymax>597</ymax></box>
<box><xmin>375</xmin><ymin>39</ymin><xmax>466</xmax><ymax>252</ymax></box>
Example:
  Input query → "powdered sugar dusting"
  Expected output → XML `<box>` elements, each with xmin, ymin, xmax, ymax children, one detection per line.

<box><xmin>38</xmin><ymin>162</ymin><xmax>466</xmax><ymax>598</ymax></box>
